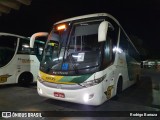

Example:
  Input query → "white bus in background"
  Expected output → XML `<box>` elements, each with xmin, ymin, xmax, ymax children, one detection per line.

<box><xmin>0</xmin><ymin>32</ymin><xmax>45</xmax><ymax>86</ymax></box>
<box><xmin>30</xmin><ymin>13</ymin><xmax>141</xmax><ymax>105</ymax></box>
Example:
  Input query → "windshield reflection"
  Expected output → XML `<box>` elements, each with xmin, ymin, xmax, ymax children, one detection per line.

<box><xmin>41</xmin><ymin>21</ymin><xmax>102</xmax><ymax>75</ymax></box>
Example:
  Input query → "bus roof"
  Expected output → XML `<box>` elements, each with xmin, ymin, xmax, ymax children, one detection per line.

<box><xmin>0</xmin><ymin>32</ymin><xmax>45</xmax><ymax>44</ymax></box>
<box><xmin>54</xmin><ymin>13</ymin><xmax>120</xmax><ymax>26</ymax></box>
<box><xmin>54</xmin><ymin>13</ymin><xmax>139</xmax><ymax>54</ymax></box>
<box><xmin>0</xmin><ymin>32</ymin><xmax>27</xmax><ymax>39</ymax></box>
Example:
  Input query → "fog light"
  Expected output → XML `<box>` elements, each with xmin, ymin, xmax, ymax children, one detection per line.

<box><xmin>83</xmin><ymin>93</ymin><xmax>94</xmax><ymax>102</ymax></box>
<box><xmin>38</xmin><ymin>87</ymin><xmax>43</xmax><ymax>94</ymax></box>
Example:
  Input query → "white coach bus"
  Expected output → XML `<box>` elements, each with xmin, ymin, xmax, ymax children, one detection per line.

<box><xmin>0</xmin><ymin>32</ymin><xmax>45</xmax><ymax>86</ymax></box>
<box><xmin>30</xmin><ymin>13</ymin><xmax>141</xmax><ymax>105</ymax></box>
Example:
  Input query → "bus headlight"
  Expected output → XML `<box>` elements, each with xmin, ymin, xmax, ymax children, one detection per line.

<box><xmin>83</xmin><ymin>93</ymin><xmax>94</xmax><ymax>102</ymax></box>
<box><xmin>79</xmin><ymin>74</ymin><xmax>106</xmax><ymax>87</ymax></box>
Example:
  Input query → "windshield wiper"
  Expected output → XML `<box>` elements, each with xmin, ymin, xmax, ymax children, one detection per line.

<box><xmin>68</xmin><ymin>53</ymin><xmax>79</xmax><ymax>74</ymax></box>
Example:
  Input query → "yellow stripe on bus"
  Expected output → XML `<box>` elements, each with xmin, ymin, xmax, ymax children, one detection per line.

<box><xmin>39</xmin><ymin>71</ymin><xmax>63</xmax><ymax>83</ymax></box>
<box><xmin>39</xmin><ymin>71</ymin><xmax>76</xmax><ymax>84</ymax></box>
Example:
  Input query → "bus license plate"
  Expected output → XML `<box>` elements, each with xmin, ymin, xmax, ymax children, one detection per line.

<box><xmin>54</xmin><ymin>92</ymin><xmax>65</xmax><ymax>98</ymax></box>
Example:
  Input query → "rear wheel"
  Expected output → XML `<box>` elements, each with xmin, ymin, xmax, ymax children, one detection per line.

<box><xmin>18</xmin><ymin>72</ymin><xmax>33</xmax><ymax>87</ymax></box>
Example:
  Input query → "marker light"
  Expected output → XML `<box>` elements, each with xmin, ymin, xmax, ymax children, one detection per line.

<box><xmin>57</xmin><ymin>24</ymin><xmax>66</xmax><ymax>30</ymax></box>
<box><xmin>48</xmin><ymin>43</ymin><xmax>55</xmax><ymax>46</ymax></box>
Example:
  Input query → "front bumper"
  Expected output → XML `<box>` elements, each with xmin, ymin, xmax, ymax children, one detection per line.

<box><xmin>37</xmin><ymin>81</ymin><xmax>104</xmax><ymax>105</ymax></box>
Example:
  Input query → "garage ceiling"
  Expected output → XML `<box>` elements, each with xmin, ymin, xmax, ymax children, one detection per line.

<box><xmin>0</xmin><ymin>0</ymin><xmax>32</xmax><ymax>16</ymax></box>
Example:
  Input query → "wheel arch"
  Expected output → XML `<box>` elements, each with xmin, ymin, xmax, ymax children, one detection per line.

<box><xmin>116</xmin><ymin>75</ymin><xmax>123</xmax><ymax>94</ymax></box>
<box><xmin>17</xmin><ymin>71</ymin><xmax>33</xmax><ymax>86</ymax></box>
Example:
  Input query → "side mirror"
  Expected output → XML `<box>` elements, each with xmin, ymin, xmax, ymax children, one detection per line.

<box><xmin>98</xmin><ymin>21</ymin><xmax>109</xmax><ymax>42</ymax></box>
<box><xmin>30</xmin><ymin>32</ymin><xmax>48</xmax><ymax>48</ymax></box>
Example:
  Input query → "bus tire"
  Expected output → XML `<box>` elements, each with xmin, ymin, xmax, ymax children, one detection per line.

<box><xmin>113</xmin><ymin>76</ymin><xmax>123</xmax><ymax>100</ymax></box>
<box><xmin>18</xmin><ymin>72</ymin><xmax>33</xmax><ymax>87</ymax></box>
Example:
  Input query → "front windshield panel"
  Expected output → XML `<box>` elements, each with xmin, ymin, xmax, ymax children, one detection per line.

<box><xmin>41</xmin><ymin>20</ymin><xmax>102</xmax><ymax>75</ymax></box>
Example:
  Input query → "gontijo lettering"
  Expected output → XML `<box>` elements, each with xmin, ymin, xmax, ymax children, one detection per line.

<box><xmin>18</xmin><ymin>58</ymin><xmax>34</xmax><ymax>63</ymax></box>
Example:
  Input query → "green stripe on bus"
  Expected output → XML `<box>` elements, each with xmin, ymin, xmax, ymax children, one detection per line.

<box><xmin>59</xmin><ymin>74</ymin><xmax>92</xmax><ymax>83</ymax></box>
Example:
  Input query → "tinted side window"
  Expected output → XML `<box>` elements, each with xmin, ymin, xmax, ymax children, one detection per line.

<box><xmin>119</xmin><ymin>30</ymin><xmax>129</xmax><ymax>53</ymax></box>
<box><xmin>0</xmin><ymin>36</ymin><xmax>17</xmax><ymax>67</ymax></box>
<box><xmin>32</xmin><ymin>41</ymin><xmax>45</xmax><ymax>61</ymax></box>
<box><xmin>18</xmin><ymin>38</ymin><xmax>30</xmax><ymax>54</ymax></box>
<box><xmin>119</xmin><ymin>29</ymin><xmax>139</xmax><ymax>60</ymax></box>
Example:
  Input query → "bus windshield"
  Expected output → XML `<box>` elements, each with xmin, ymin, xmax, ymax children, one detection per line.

<box><xmin>41</xmin><ymin>21</ymin><xmax>102</xmax><ymax>75</ymax></box>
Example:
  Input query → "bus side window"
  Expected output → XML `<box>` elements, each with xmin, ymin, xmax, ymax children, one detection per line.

<box><xmin>0</xmin><ymin>36</ymin><xmax>17</xmax><ymax>67</ymax></box>
<box><xmin>119</xmin><ymin>30</ymin><xmax>128</xmax><ymax>54</ymax></box>
<box><xmin>31</xmin><ymin>42</ymin><xmax>44</xmax><ymax>61</ymax></box>
<box><xmin>0</xmin><ymin>48</ymin><xmax>12</xmax><ymax>67</ymax></box>
<box><xmin>18</xmin><ymin>38</ymin><xmax>30</xmax><ymax>54</ymax></box>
